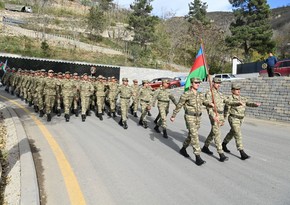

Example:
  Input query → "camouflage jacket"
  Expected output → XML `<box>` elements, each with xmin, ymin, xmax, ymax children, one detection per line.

<box><xmin>225</xmin><ymin>94</ymin><xmax>258</xmax><ymax>118</ymax></box>
<box><xmin>94</xmin><ymin>81</ymin><xmax>106</xmax><ymax>97</ymax></box>
<box><xmin>137</xmin><ymin>86</ymin><xmax>153</xmax><ymax>103</ymax></box>
<box><xmin>116</xmin><ymin>84</ymin><xmax>133</xmax><ymax>99</ymax></box>
<box><xmin>151</xmin><ymin>87</ymin><xmax>177</xmax><ymax>106</ymax></box>
<box><xmin>62</xmin><ymin>79</ymin><xmax>75</xmax><ymax>97</ymax></box>
<box><xmin>43</xmin><ymin>77</ymin><xmax>58</xmax><ymax>96</ymax></box>
<box><xmin>172</xmin><ymin>89</ymin><xmax>209</xmax><ymax>118</ymax></box>
<box><xmin>107</xmin><ymin>82</ymin><xmax>119</xmax><ymax>99</ymax></box>
<box><xmin>80</xmin><ymin>80</ymin><xmax>94</xmax><ymax>97</ymax></box>
<box><xmin>205</xmin><ymin>88</ymin><xmax>227</xmax><ymax>118</ymax></box>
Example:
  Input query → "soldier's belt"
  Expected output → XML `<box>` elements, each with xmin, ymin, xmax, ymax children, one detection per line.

<box><xmin>120</xmin><ymin>97</ymin><xmax>130</xmax><ymax>99</ymax></box>
<box><xmin>185</xmin><ymin>111</ymin><xmax>202</xmax><ymax>117</ymax></box>
<box><xmin>217</xmin><ymin>111</ymin><xmax>224</xmax><ymax>114</ymax></box>
<box><xmin>141</xmin><ymin>99</ymin><xmax>150</xmax><ymax>103</ymax></box>
<box><xmin>158</xmin><ymin>100</ymin><xmax>169</xmax><ymax>103</ymax></box>
<box><xmin>229</xmin><ymin>114</ymin><xmax>244</xmax><ymax>119</ymax></box>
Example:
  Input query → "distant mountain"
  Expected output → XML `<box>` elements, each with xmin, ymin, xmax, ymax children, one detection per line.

<box><xmin>207</xmin><ymin>6</ymin><xmax>290</xmax><ymax>32</ymax></box>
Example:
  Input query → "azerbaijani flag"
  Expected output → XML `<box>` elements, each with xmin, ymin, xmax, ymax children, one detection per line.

<box><xmin>184</xmin><ymin>46</ymin><xmax>207</xmax><ymax>91</ymax></box>
<box><xmin>0</xmin><ymin>60</ymin><xmax>8</xmax><ymax>73</ymax></box>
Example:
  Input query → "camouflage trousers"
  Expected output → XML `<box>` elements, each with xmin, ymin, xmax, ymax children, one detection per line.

<box><xmin>73</xmin><ymin>95</ymin><xmax>79</xmax><ymax>110</ymax></box>
<box><xmin>55</xmin><ymin>95</ymin><xmax>62</xmax><ymax>110</ymax></box>
<box><xmin>204</xmin><ymin>115</ymin><xmax>224</xmax><ymax>154</ymax></box>
<box><xmin>81</xmin><ymin>95</ymin><xmax>90</xmax><ymax>115</ymax></box>
<box><xmin>223</xmin><ymin>115</ymin><xmax>244</xmax><ymax>151</ymax></box>
<box><xmin>63</xmin><ymin>95</ymin><xmax>74</xmax><ymax>115</ymax></box>
<box><xmin>33</xmin><ymin>91</ymin><xmax>38</xmax><ymax>105</ymax></box>
<box><xmin>45</xmin><ymin>95</ymin><xmax>56</xmax><ymax>114</ymax></box>
<box><xmin>183</xmin><ymin>114</ymin><xmax>201</xmax><ymax>155</ymax></box>
<box><xmin>108</xmin><ymin>97</ymin><xmax>116</xmax><ymax>112</ymax></box>
<box><xmin>140</xmin><ymin>100</ymin><xmax>150</xmax><ymax>122</ymax></box>
<box><xmin>96</xmin><ymin>95</ymin><xmax>105</xmax><ymax>114</ymax></box>
<box><xmin>131</xmin><ymin>97</ymin><xmax>138</xmax><ymax>113</ymax></box>
<box><xmin>37</xmin><ymin>92</ymin><xmax>45</xmax><ymax>111</ymax></box>
<box><xmin>120</xmin><ymin>98</ymin><xmax>130</xmax><ymax>122</ymax></box>
<box><xmin>157</xmin><ymin>102</ymin><xmax>169</xmax><ymax>129</ymax></box>
<box><xmin>27</xmin><ymin>89</ymin><xmax>33</xmax><ymax>102</ymax></box>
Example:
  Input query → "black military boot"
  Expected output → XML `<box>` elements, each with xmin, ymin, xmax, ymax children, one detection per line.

<box><xmin>47</xmin><ymin>113</ymin><xmax>52</xmax><ymax>122</ymax></box>
<box><xmin>130</xmin><ymin>106</ymin><xmax>134</xmax><ymax>115</ymax></box>
<box><xmin>118</xmin><ymin>119</ymin><xmax>123</xmax><ymax>126</ymax></box>
<box><xmin>39</xmin><ymin>110</ymin><xmax>44</xmax><ymax>117</ymax></box>
<box><xmin>133</xmin><ymin>112</ymin><xmax>138</xmax><ymax>118</ymax></box>
<box><xmin>201</xmin><ymin>146</ymin><xmax>213</xmax><ymax>155</ymax></box>
<box><xmin>219</xmin><ymin>153</ymin><xmax>229</xmax><ymax>162</ymax></box>
<box><xmin>86</xmin><ymin>110</ymin><xmax>91</xmax><ymax>116</ymax></box>
<box><xmin>34</xmin><ymin>105</ymin><xmax>39</xmax><ymax>113</ymax></box>
<box><xmin>147</xmin><ymin>111</ymin><xmax>152</xmax><ymax>116</ymax></box>
<box><xmin>154</xmin><ymin>125</ymin><xmax>161</xmax><ymax>133</ymax></box>
<box><xmin>123</xmin><ymin>121</ymin><xmax>128</xmax><ymax>129</ymax></box>
<box><xmin>195</xmin><ymin>155</ymin><xmax>206</xmax><ymax>166</ymax></box>
<box><xmin>163</xmin><ymin>129</ymin><xmax>168</xmax><ymax>138</ymax></box>
<box><xmin>81</xmin><ymin>114</ymin><xmax>86</xmax><ymax>122</ymax></box>
<box><xmin>143</xmin><ymin>121</ymin><xmax>148</xmax><ymax>129</ymax></box>
<box><xmin>112</xmin><ymin>112</ymin><xmax>117</xmax><ymax>118</ymax></box>
<box><xmin>65</xmin><ymin>114</ymin><xmax>70</xmax><ymax>122</ymax></box>
<box><xmin>74</xmin><ymin>109</ymin><xmax>79</xmax><ymax>117</ymax></box>
<box><xmin>222</xmin><ymin>142</ymin><xmax>231</xmax><ymax>153</ymax></box>
<box><xmin>28</xmin><ymin>101</ymin><xmax>33</xmax><ymax>107</ymax></box>
<box><xmin>98</xmin><ymin>113</ymin><xmax>103</xmax><ymax>121</ymax></box>
<box><xmin>57</xmin><ymin>109</ymin><xmax>61</xmax><ymax>117</ymax></box>
<box><xmin>11</xmin><ymin>90</ymin><xmax>14</xmax><ymax>95</ymax></box>
<box><xmin>179</xmin><ymin>147</ymin><xmax>190</xmax><ymax>158</ymax></box>
<box><xmin>240</xmin><ymin>150</ymin><xmax>250</xmax><ymax>160</ymax></box>
<box><xmin>107</xmin><ymin>112</ymin><xmax>111</xmax><ymax>117</ymax></box>
<box><xmin>139</xmin><ymin>119</ymin><xmax>144</xmax><ymax>126</ymax></box>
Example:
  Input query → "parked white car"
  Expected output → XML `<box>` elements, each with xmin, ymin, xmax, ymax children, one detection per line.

<box><xmin>213</xmin><ymin>73</ymin><xmax>244</xmax><ymax>82</ymax></box>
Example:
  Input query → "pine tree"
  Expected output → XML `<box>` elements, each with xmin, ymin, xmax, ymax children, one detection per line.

<box><xmin>87</xmin><ymin>5</ymin><xmax>106</xmax><ymax>36</ymax></box>
<box><xmin>226</xmin><ymin>0</ymin><xmax>275</xmax><ymax>60</ymax></box>
<box><xmin>128</xmin><ymin>0</ymin><xmax>159</xmax><ymax>48</ymax></box>
<box><xmin>186</xmin><ymin>0</ymin><xmax>209</xmax><ymax>25</ymax></box>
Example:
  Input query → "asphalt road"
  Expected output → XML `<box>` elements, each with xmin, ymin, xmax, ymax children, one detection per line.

<box><xmin>1</xmin><ymin>89</ymin><xmax>290</xmax><ymax>205</ymax></box>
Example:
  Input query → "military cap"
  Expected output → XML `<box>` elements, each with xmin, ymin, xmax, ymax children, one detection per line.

<box><xmin>48</xmin><ymin>69</ymin><xmax>54</xmax><ymax>73</ymax></box>
<box><xmin>73</xmin><ymin>72</ymin><xmax>78</xmax><ymax>76</ymax></box>
<box><xmin>190</xmin><ymin>77</ymin><xmax>201</xmax><ymax>83</ymax></box>
<box><xmin>142</xmin><ymin>80</ymin><xmax>149</xmax><ymax>84</ymax></box>
<box><xmin>83</xmin><ymin>73</ymin><xmax>88</xmax><ymax>76</ymax></box>
<box><xmin>57</xmin><ymin>72</ymin><xmax>63</xmax><ymax>75</ymax></box>
<box><xmin>133</xmin><ymin>79</ymin><xmax>138</xmax><ymax>83</ymax></box>
<box><xmin>231</xmin><ymin>83</ymin><xmax>241</xmax><ymax>90</ymax></box>
<box><xmin>122</xmin><ymin>77</ymin><xmax>128</xmax><ymax>81</ymax></box>
<box><xmin>162</xmin><ymin>79</ymin><xmax>169</xmax><ymax>84</ymax></box>
<box><xmin>65</xmin><ymin>71</ymin><xmax>70</xmax><ymax>74</ymax></box>
<box><xmin>111</xmin><ymin>76</ymin><xmax>116</xmax><ymax>79</ymax></box>
<box><xmin>213</xmin><ymin>77</ymin><xmax>222</xmax><ymax>83</ymax></box>
<box><xmin>40</xmin><ymin>69</ymin><xmax>46</xmax><ymax>72</ymax></box>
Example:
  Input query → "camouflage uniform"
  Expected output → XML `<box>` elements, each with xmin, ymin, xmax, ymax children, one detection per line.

<box><xmin>222</xmin><ymin>83</ymin><xmax>260</xmax><ymax>160</ymax></box>
<box><xmin>137</xmin><ymin>80</ymin><xmax>153</xmax><ymax>128</ymax></box>
<box><xmin>107</xmin><ymin>77</ymin><xmax>118</xmax><ymax>117</ymax></box>
<box><xmin>115</xmin><ymin>78</ymin><xmax>133</xmax><ymax>129</ymax></box>
<box><xmin>55</xmin><ymin>72</ymin><xmax>63</xmax><ymax>115</ymax></box>
<box><xmin>43</xmin><ymin>70</ymin><xmax>59</xmax><ymax>121</ymax></box>
<box><xmin>130</xmin><ymin>79</ymin><xmax>140</xmax><ymax>117</ymax></box>
<box><xmin>61</xmin><ymin>71</ymin><xmax>75</xmax><ymax>121</ymax></box>
<box><xmin>171</xmin><ymin>77</ymin><xmax>209</xmax><ymax>166</ymax></box>
<box><xmin>94</xmin><ymin>76</ymin><xmax>107</xmax><ymax>120</ymax></box>
<box><xmin>151</xmin><ymin>79</ymin><xmax>177</xmax><ymax>137</ymax></box>
<box><xmin>202</xmin><ymin>78</ymin><xmax>229</xmax><ymax>162</ymax></box>
<box><xmin>26</xmin><ymin>71</ymin><xmax>35</xmax><ymax>106</ymax></box>
<box><xmin>72</xmin><ymin>73</ymin><xmax>81</xmax><ymax>116</ymax></box>
<box><xmin>37</xmin><ymin>71</ymin><xmax>47</xmax><ymax>116</ymax></box>
<box><xmin>79</xmin><ymin>74</ymin><xmax>94</xmax><ymax>121</ymax></box>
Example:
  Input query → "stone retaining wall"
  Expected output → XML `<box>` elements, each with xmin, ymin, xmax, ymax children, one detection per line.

<box><xmin>199</xmin><ymin>77</ymin><xmax>290</xmax><ymax>122</ymax></box>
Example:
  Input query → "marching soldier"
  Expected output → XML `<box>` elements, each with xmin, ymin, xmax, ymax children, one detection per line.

<box><xmin>170</xmin><ymin>77</ymin><xmax>212</xmax><ymax>166</ymax></box>
<box><xmin>137</xmin><ymin>80</ymin><xmax>154</xmax><ymax>129</ymax></box>
<box><xmin>107</xmin><ymin>76</ymin><xmax>118</xmax><ymax>117</ymax></box>
<box><xmin>43</xmin><ymin>70</ymin><xmax>59</xmax><ymax>121</ymax></box>
<box><xmin>79</xmin><ymin>73</ymin><xmax>94</xmax><ymax>122</ymax></box>
<box><xmin>152</xmin><ymin>79</ymin><xmax>177</xmax><ymax>138</ymax></box>
<box><xmin>115</xmin><ymin>78</ymin><xmax>133</xmax><ymax>129</ymax></box>
<box><xmin>55</xmin><ymin>72</ymin><xmax>63</xmax><ymax>116</ymax></box>
<box><xmin>61</xmin><ymin>71</ymin><xmax>75</xmax><ymax>122</ymax></box>
<box><xmin>130</xmin><ymin>79</ymin><xmax>139</xmax><ymax>117</ymax></box>
<box><xmin>94</xmin><ymin>75</ymin><xmax>107</xmax><ymax>120</ymax></box>
<box><xmin>222</xmin><ymin>83</ymin><xmax>261</xmax><ymax>160</ymax></box>
<box><xmin>37</xmin><ymin>70</ymin><xmax>47</xmax><ymax>116</ymax></box>
<box><xmin>72</xmin><ymin>72</ymin><xmax>81</xmax><ymax>117</ymax></box>
<box><xmin>201</xmin><ymin>77</ymin><xmax>228</xmax><ymax>162</ymax></box>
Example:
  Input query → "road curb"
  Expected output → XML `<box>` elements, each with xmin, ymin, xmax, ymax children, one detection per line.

<box><xmin>7</xmin><ymin>107</ymin><xmax>40</xmax><ymax>205</ymax></box>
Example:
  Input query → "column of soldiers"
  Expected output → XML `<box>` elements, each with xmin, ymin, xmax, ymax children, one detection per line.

<box><xmin>1</xmin><ymin>69</ymin><xmax>261</xmax><ymax>166</ymax></box>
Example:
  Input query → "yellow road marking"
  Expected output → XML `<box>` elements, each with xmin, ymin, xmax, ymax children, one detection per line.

<box><xmin>0</xmin><ymin>95</ymin><xmax>86</xmax><ymax>205</ymax></box>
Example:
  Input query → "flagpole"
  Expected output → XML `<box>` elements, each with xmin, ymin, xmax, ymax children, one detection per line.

<box><xmin>200</xmin><ymin>39</ymin><xmax>219</xmax><ymax>121</ymax></box>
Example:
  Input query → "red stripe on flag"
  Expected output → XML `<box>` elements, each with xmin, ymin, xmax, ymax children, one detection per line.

<box><xmin>190</xmin><ymin>54</ymin><xmax>204</xmax><ymax>73</ymax></box>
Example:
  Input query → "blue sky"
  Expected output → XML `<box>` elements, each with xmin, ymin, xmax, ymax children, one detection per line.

<box><xmin>114</xmin><ymin>0</ymin><xmax>290</xmax><ymax>16</ymax></box>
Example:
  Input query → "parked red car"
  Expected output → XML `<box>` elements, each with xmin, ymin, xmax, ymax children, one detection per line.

<box><xmin>259</xmin><ymin>60</ymin><xmax>290</xmax><ymax>77</ymax></box>
<box><xmin>148</xmin><ymin>77</ymin><xmax>181</xmax><ymax>90</ymax></box>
